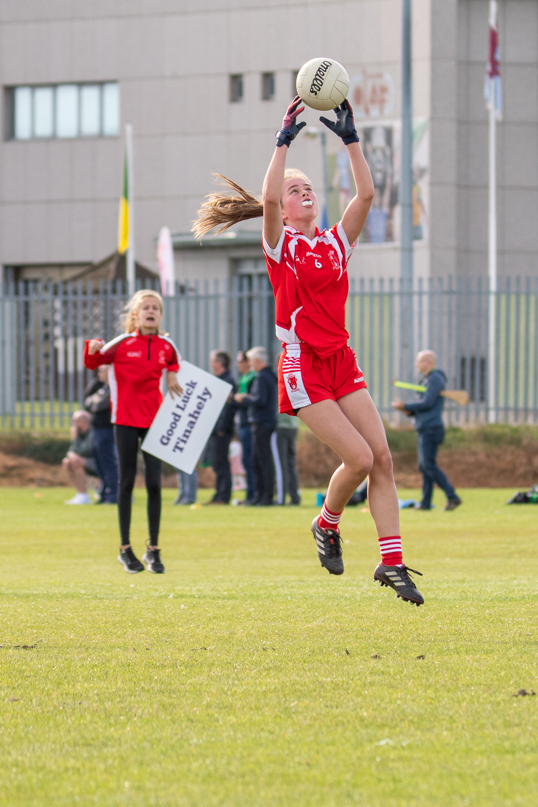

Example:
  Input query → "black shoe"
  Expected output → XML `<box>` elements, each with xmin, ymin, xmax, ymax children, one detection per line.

<box><xmin>142</xmin><ymin>546</ymin><xmax>165</xmax><ymax>574</ymax></box>
<box><xmin>444</xmin><ymin>496</ymin><xmax>462</xmax><ymax>511</ymax></box>
<box><xmin>374</xmin><ymin>563</ymin><xmax>424</xmax><ymax>606</ymax></box>
<box><xmin>118</xmin><ymin>546</ymin><xmax>144</xmax><ymax>574</ymax></box>
<box><xmin>311</xmin><ymin>516</ymin><xmax>344</xmax><ymax>575</ymax></box>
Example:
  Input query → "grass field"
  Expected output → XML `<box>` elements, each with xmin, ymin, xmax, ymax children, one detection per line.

<box><xmin>1</xmin><ymin>487</ymin><xmax>537</xmax><ymax>807</ymax></box>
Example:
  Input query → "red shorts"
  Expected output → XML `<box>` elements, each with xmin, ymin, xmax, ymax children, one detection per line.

<box><xmin>278</xmin><ymin>343</ymin><xmax>367</xmax><ymax>416</ymax></box>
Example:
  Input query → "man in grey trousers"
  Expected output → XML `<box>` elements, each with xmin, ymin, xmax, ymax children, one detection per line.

<box><xmin>274</xmin><ymin>412</ymin><xmax>301</xmax><ymax>505</ymax></box>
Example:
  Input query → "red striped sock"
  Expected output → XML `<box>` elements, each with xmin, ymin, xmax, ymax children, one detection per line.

<box><xmin>318</xmin><ymin>503</ymin><xmax>342</xmax><ymax>533</ymax></box>
<box><xmin>378</xmin><ymin>535</ymin><xmax>403</xmax><ymax>566</ymax></box>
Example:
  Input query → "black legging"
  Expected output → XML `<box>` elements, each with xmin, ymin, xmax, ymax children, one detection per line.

<box><xmin>114</xmin><ymin>425</ymin><xmax>162</xmax><ymax>546</ymax></box>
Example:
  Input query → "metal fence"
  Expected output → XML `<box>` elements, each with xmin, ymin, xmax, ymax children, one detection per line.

<box><xmin>1</xmin><ymin>275</ymin><xmax>538</xmax><ymax>430</ymax></box>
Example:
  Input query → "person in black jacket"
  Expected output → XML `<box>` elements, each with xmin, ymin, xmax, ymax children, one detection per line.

<box><xmin>206</xmin><ymin>350</ymin><xmax>237</xmax><ymax>504</ymax></box>
<box><xmin>84</xmin><ymin>365</ymin><xmax>118</xmax><ymax>504</ymax></box>
<box><xmin>235</xmin><ymin>346</ymin><xmax>278</xmax><ymax>506</ymax></box>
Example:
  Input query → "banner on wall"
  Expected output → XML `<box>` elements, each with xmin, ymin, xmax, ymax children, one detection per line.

<box><xmin>327</xmin><ymin>119</ymin><xmax>429</xmax><ymax>244</ymax></box>
<box><xmin>349</xmin><ymin>69</ymin><xmax>396</xmax><ymax>119</ymax></box>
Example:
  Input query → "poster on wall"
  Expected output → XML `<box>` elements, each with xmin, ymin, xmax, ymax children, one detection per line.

<box><xmin>327</xmin><ymin>118</ymin><xmax>429</xmax><ymax>245</ymax></box>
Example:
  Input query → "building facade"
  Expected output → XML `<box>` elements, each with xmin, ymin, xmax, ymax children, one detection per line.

<box><xmin>0</xmin><ymin>0</ymin><xmax>536</xmax><ymax>286</ymax></box>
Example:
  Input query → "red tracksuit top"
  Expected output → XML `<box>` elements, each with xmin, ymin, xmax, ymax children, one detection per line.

<box><xmin>83</xmin><ymin>331</ymin><xmax>181</xmax><ymax>428</ymax></box>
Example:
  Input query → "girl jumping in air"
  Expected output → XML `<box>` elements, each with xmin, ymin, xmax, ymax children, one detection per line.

<box><xmin>84</xmin><ymin>290</ymin><xmax>182</xmax><ymax>574</ymax></box>
<box><xmin>193</xmin><ymin>97</ymin><xmax>424</xmax><ymax>605</ymax></box>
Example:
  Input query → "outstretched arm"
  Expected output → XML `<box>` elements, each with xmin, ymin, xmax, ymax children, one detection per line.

<box><xmin>340</xmin><ymin>142</ymin><xmax>374</xmax><ymax>245</ymax></box>
<box><xmin>262</xmin><ymin>147</ymin><xmax>288</xmax><ymax>250</ymax></box>
<box><xmin>320</xmin><ymin>101</ymin><xmax>374</xmax><ymax>244</ymax></box>
<box><xmin>262</xmin><ymin>96</ymin><xmax>306</xmax><ymax>249</ymax></box>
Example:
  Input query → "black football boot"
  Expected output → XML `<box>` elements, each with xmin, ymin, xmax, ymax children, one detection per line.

<box><xmin>311</xmin><ymin>516</ymin><xmax>344</xmax><ymax>576</ymax></box>
<box><xmin>374</xmin><ymin>563</ymin><xmax>424</xmax><ymax>606</ymax></box>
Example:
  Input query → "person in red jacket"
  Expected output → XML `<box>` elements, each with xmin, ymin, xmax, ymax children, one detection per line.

<box><xmin>84</xmin><ymin>289</ymin><xmax>182</xmax><ymax>574</ymax></box>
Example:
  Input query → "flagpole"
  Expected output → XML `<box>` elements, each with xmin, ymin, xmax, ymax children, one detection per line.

<box><xmin>487</xmin><ymin>97</ymin><xmax>496</xmax><ymax>424</ymax></box>
<box><xmin>125</xmin><ymin>122</ymin><xmax>135</xmax><ymax>297</ymax></box>
<box><xmin>400</xmin><ymin>0</ymin><xmax>414</xmax><ymax>381</ymax></box>
<box><xmin>486</xmin><ymin>0</ymin><xmax>498</xmax><ymax>424</ymax></box>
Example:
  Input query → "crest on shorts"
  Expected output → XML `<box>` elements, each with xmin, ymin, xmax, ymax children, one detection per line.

<box><xmin>287</xmin><ymin>374</ymin><xmax>299</xmax><ymax>392</ymax></box>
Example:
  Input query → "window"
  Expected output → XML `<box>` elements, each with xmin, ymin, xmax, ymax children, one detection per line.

<box><xmin>56</xmin><ymin>84</ymin><xmax>78</xmax><ymax>138</ymax></box>
<box><xmin>261</xmin><ymin>72</ymin><xmax>275</xmax><ymax>101</ymax></box>
<box><xmin>33</xmin><ymin>87</ymin><xmax>54</xmax><ymax>137</ymax></box>
<box><xmin>80</xmin><ymin>85</ymin><xmax>100</xmax><ymax>136</ymax></box>
<box><xmin>229</xmin><ymin>74</ymin><xmax>244</xmax><ymax>103</ymax></box>
<box><xmin>7</xmin><ymin>82</ymin><xmax>120</xmax><ymax>140</ymax></box>
<box><xmin>102</xmin><ymin>83</ymin><xmax>120</xmax><ymax>135</ymax></box>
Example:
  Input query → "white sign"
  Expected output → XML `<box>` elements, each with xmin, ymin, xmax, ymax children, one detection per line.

<box><xmin>141</xmin><ymin>360</ymin><xmax>232</xmax><ymax>474</ymax></box>
<box><xmin>157</xmin><ymin>226</ymin><xmax>175</xmax><ymax>296</ymax></box>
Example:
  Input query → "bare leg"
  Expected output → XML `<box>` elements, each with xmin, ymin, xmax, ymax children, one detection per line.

<box><xmin>298</xmin><ymin>399</ymin><xmax>373</xmax><ymax>512</ymax></box>
<box><xmin>337</xmin><ymin>389</ymin><xmax>400</xmax><ymax>537</ymax></box>
<box><xmin>299</xmin><ymin>390</ymin><xmax>399</xmax><ymax>538</ymax></box>
<box><xmin>62</xmin><ymin>453</ymin><xmax>88</xmax><ymax>494</ymax></box>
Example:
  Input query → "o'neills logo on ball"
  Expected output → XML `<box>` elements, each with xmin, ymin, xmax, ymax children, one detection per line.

<box><xmin>287</xmin><ymin>374</ymin><xmax>299</xmax><ymax>392</ymax></box>
<box><xmin>309</xmin><ymin>60</ymin><xmax>332</xmax><ymax>96</ymax></box>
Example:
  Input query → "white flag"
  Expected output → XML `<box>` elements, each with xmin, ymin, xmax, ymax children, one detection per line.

<box><xmin>157</xmin><ymin>226</ymin><xmax>175</xmax><ymax>296</ymax></box>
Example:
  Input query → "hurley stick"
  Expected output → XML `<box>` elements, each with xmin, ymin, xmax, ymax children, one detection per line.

<box><xmin>392</xmin><ymin>380</ymin><xmax>469</xmax><ymax>406</ymax></box>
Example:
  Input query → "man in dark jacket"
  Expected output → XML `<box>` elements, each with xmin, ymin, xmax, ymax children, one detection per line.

<box><xmin>206</xmin><ymin>350</ymin><xmax>237</xmax><ymax>504</ymax></box>
<box><xmin>235</xmin><ymin>346</ymin><xmax>278</xmax><ymax>506</ymax></box>
<box><xmin>392</xmin><ymin>349</ymin><xmax>462</xmax><ymax>511</ymax></box>
<box><xmin>84</xmin><ymin>365</ymin><xmax>118</xmax><ymax>504</ymax></box>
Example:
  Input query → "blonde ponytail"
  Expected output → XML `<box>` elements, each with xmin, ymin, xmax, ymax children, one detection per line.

<box><xmin>192</xmin><ymin>169</ymin><xmax>314</xmax><ymax>240</ymax></box>
<box><xmin>192</xmin><ymin>174</ymin><xmax>263</xmax><ymax>240</ymax></box>
<box><xmin>121</xmin><ymin>289</ymin><xmax>165</xmax><ymax>334</ymax></box>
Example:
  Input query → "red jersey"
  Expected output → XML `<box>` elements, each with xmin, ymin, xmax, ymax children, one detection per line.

<box><xmin>262</xmin><ymin>222</ymin><xmax>355</xmax><ymax>356</ymax></box>
<box><xmin>84</xmin><ymin>331</ymin><xmax>180</xmax><ymax>428</ymax></box>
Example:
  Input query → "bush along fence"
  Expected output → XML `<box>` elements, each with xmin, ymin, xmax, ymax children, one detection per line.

<box><xmin>1</xmin><ymin>275</ymin><xmax>537</xmax><ymax>430</ymax></box>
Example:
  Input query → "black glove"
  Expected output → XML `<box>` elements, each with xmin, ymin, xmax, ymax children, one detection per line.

<box><xmin>276</xmin><ymin>96</ymin><xmax>306</xmax><ymax>147</ymax></box>
<box><xmin>319</xmin><ymin>99</ymin><xmax>359</xmax><ymax>145</ymax></box>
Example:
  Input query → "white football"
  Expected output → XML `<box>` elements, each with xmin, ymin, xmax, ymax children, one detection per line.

<box><xmin>296</xmin><ymin>58</ymin><xmax>350</xmax><ymax>111</ymax></box>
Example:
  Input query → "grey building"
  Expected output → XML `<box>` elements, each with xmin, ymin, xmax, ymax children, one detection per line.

<box><xmin>0</xmin><ymin>0</ymin><xmax>536</xmax><ymax>286</ymax></box>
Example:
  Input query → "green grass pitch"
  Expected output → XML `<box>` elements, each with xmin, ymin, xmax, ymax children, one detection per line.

<box><xmin>1</xmin><ymin>487</ymin><xmax>537</xmax><ymax>807</ymax></box>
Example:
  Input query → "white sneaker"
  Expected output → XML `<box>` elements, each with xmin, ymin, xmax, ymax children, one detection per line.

<box><xmin>65</xmin><ymin>493</ymin><xmax>92</xmax><ymax>505</ymax></box>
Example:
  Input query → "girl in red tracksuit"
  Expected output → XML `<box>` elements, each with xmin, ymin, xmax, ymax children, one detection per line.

<box><xmin>84</xmin><ymin>289</ymin><xmax>182</xmax><ymax>574</ymax></box>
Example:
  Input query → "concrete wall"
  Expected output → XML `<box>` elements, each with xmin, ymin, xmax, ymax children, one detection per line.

<box><xmin>0</xmin><ymin>0</ymin><xmax>424</xmax><ymax>280</ymax></box>
<box><xmin>0</xmin><ymin>0</ymin><xmax>536</xmax><ymax>281</ymax></box>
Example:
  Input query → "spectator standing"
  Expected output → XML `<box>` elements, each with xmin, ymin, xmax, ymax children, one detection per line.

<box><xmin>84</xmin><ymin>365</ymin><xmax>118</xmax><ymax>504</ymax></box>
<box><xmin>275</xmin><ymin>411</ymin><xmax>301</xmax><ymax>505</ymax></box>
<box><xmin>392</xmin><ymin>349</ymin><xmax>462</xmax><ymax>512</ymax></box>
<box><xmin>206</xmin><ymin>350</ymin><xmax>237</xmax><ymax>505</ymax></box>
<box><xmin>235</xmin><ymin>346</ymin><xmax>278</xmax><ymax>507</ymax></box>
<box><xmin>174</xmin><ymin>468</ymin><xmax>198</xmax><ymax>505</ymax></box>
<box><xmin>63</xmin><ymin>411</ymin><xmax>95</xmax><ymax>504</ymax></box>
<box><xmin>235</xmin><ymin>350</ymin><xmax>257</xmax><ymax>504</ymax></box>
